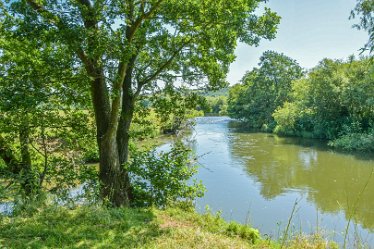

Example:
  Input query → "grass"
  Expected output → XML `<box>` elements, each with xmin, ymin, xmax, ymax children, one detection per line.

<box><xmin>0</xmin><ymin>205</ymin><xmax>339</xmax><ymax>249</ymax></box>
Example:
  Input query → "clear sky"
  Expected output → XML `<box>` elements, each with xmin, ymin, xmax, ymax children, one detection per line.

<box><xmin>227</xmin><ymin>0</ymin><xmax>369</xmax><ymax>84</ymax></box>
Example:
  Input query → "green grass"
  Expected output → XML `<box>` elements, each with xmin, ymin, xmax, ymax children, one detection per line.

<box><xmin>0</xmin><ymin>205</ymin><xmax>338</xmax><ymax>249</ymax></box>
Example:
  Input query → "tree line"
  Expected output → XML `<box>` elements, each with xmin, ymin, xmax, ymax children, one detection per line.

<box><xmin>228</xmin><ymin>53</ymin><xmax>374</xmax><ymax>151</ymax></box>
<box><xmin>227</xmin><ymin>0</ymin><xmax>374</xmax><ymax>152</ymax></box>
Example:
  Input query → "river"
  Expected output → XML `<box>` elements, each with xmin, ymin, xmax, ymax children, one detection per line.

<box><xmin>182</xmin><ymin>116</ymin><xmax>374</xmax><ymax>247</ymax></box>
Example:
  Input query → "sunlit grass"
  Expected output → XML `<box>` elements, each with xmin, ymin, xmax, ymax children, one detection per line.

<box><xmin>0</xmin><ymin>205</ymin><xmax>338</xmax><ymax>249</ymax></box>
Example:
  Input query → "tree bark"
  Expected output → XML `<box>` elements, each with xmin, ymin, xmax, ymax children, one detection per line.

<box><xmin>99</xmin><ymin>133</ymin><xmax>130</xmax><ymax>206</ymax></box>
<box><xmin>89</xmin><ymin>68</ymin><xmax>131</xmax><ymax>207</ymax></box>
<box><xmin>117</xmin><ymin>58</ymin><xmax>137</xmax><ymax>202</ymax></box>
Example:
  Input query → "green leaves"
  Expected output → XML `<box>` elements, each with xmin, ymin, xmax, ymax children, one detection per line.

<box><xmin>127</xmin><ymin>143</ymin><xmax>205</xmax><ymax>207</ymax></box>
<box><xmin>273</xmin><ymin>57</ymin><xmax>374</xmax><ymax>151</ymax></box>
<box><xmin>1</xmin><ymin>0</ymin><xmax>280</xmax><ymax>204</ymax></box>
<box><xmin>228</xmin><ymin>51</ymin><xmax>303</xmax><ymax>130</ymax></box>
<box><xmin>351</xmin><ymin>0</ymin><xmax>374</xmax><ymax>53</ymax></box>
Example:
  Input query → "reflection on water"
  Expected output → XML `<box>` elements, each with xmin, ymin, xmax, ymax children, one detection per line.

<box><xmin>192</xmin><ymin>117</ymin><xmax>374</xmax><ymax>247</ymax></box>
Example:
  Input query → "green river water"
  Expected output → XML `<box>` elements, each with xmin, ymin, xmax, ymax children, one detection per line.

<box><xmin>177</xmin><ymin>116</ymin><xmax>374</xmax><ymax>247</ymax></box>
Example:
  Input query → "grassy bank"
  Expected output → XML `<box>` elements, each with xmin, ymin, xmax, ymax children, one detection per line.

<box><xmin>0</xmin><ymin>205</ymin><xmax>337</xmax><ymax>249</ymax></box>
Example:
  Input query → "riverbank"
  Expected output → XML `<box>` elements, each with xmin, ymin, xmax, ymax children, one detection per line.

<box><xmin>0</xmin><ymin>205</ymin><xmax>337</xmax><ymax>249</ymax></box>
<box><xmin>229</xmin><ymin>118</ymin><xmax>374</xmax><ymax>153</ymax></box>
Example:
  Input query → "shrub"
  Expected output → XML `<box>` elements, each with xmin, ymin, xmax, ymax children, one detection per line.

<box><xmin>126</xmin><ymin>143</ymin><xmax>205</xmax><ymax>207</ymax></box>
<box><xmin>329</xmin><ymin>131</ymin><xmax>374</xmax><ymax>151</ymax></box>
<box><xmin>226</xmin><ymin>222</ymin><xmax>260</xmax><ymax>243</ymax></box>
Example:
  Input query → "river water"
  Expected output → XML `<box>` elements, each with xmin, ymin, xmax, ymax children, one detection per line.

<box><xmin>185</xmin><ymin>116</ymin><xmax>374</xmax><ymax>247</ymax></box>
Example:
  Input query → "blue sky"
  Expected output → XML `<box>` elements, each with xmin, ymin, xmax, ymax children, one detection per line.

<box><xmin>226</xmin><ymin>0</ymin><xmax>369</xmax><ymax>84</ymax></box>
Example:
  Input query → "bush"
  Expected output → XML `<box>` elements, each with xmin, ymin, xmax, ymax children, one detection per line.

<box><xmin>82</xmin><ymin>143</ymin><xmax>99</xmax><ymax>163</ymax></box>
<box><xmin>226</xmin><ymin>222</ymin><xmax>260</xmax><ymax>244</ymax></box>
<box><xmin>127</xmin><ymin>143</ymin><xmax>205</xmax><ymax>207</ymax></box>
<box><xmin>329</xmin><ymin>132</ymin><xmax>374</xmax><ymax>151</ymax></box>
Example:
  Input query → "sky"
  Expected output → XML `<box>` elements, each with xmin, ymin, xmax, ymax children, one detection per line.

<box><xmin>226</xmin><ymin>0</ymin><xmax>369</xmax><ymax>84</ymax></box>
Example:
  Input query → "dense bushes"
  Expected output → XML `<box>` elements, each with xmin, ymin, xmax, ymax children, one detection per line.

<box><xmin>328</xmin><ymin>132</ymin><xmax>374</xmax><ymax>151</ymax></box>
<box><xmin>200</xmin><ymin>96</ymin><xmax>228</xmax><ymax>115</ymax></box>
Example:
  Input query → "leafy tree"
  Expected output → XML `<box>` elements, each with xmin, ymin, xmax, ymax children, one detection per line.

<box><xmin>228</xmin><ymin>51</ymin><xmax>303</xmax><ymax>130</ymax></box>
<box><xmin>2</xmin><ymin>0</ymin><xmax>279</xmax><ymax>206</ymax></box>
<box><xmin>3</xmin><ymin>0</ymin><xmax>280</xmax><ymax>206</ymax></box>
<box><xmin>227</xmin><ymin>83</ymin><xmax>247</xmax><ymax>118</ymax></box>
<box><xmin>351</xmin><ymin>0</ymin><xmax>374</xmax><ymax>52</ymax></box>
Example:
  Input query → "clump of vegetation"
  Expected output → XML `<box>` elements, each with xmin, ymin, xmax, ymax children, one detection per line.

<box><xmin>152</xmin><ymin>89</ymin><xmax>205</xmax><ymax>135</ymax></box>
<box><xmin>199</xmin><ymin>96</ymin><xmax>228</xmax><ymax>115</ymax></box>
<box><xmin>328</xmin><ymin>132</ymin><xmax>374</xmax><ymax>151</ymax></box>
<box><xmin>127</xmin><ymin>143</ymin><xmax>205</xmax><ymax>207</ymax></box>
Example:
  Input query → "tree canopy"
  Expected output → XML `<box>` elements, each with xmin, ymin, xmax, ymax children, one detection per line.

<box><xmin>228</xmin><ymin>50</ymin><xmax>304</xmax><ymax>130</ymax></box>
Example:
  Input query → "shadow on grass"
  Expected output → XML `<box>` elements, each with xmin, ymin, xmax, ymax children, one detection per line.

<box><xmin>0</xmin><ymin>205</ymin><xmax>163</xmax><ymax>249</ymax></box>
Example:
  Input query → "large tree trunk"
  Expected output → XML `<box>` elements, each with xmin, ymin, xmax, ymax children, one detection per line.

<box><xmin>116</xmin><ymin>97</ymin><xmax>134</xmax><ymax>203</ymax></box>
<box><xmin>99</xmin><ymin>133</ymin><xmax>131</xmax><ymax>207</ymax></box>
<box><xmin>90</xmin><ymin>71</ymin><xmax>131</xmax><ymax>207</ymax></box>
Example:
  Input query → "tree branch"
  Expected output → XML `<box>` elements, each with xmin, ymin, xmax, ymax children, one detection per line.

<box><xmin>128</xmin><ymin>0</ymin><xmax>165</xmax><ymax>41</ymax></box>
<box><xmin>26</xmin><ymin>0</ymin><xmax>95</xmax><ymax>74</ymax></box>
<box><xmin>139</xmin><ymin>38</ymin><xmax>192</xmax><ymax>86</ymax></box>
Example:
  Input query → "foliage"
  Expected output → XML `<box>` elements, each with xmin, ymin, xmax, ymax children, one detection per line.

<box><xmin>131</xmin><ymin>108</ymin><xmax>162</xmax><ymax>139</ymax></box>
<box><xmin>227</xmin><ymin>83</ymin><xmax>247</xmax><ymax>119</ymax></box>
<box><xmin>351</xmin><ymin>0</ymin><xmax>374</xmax><ymax>53</ymax></box>
<box><xmin>228</xmin><ymin>51</ymin><xmax>304</xmax><ymax>130</ymax></box>
<box><xmin>0</xmin><ymin>18</ymin><xmax>97</xmax><ymax>198</ymax></box>
<box><xmin>200</xmin><ymin>96</ymin><xmax>228</xmax><ymax>115</ymax></box>
<box><xmin>127</xmin><ymin>143</ymin><xmax>205</xmax><ymax>207</ymax></box>
<box><xmin>273</xmin><ymin>57</ymin><xmax>374</xmax><ymax>151</ymax></box>
<box><xmin>151</xmin><ymin>89</ymin><xmax>205</xmax><ymax>134</ymax></box>
<box><xmin>328</xmin><ymin>131</ymin><xmax>374</xmax><ymax>151</ymax></box>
